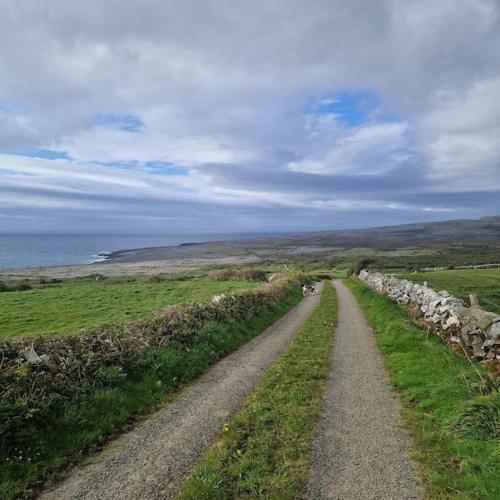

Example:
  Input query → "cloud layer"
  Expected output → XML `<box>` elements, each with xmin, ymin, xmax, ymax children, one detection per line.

<box><xmin>1</xmin><ymin>0</ymin><xmax>499</xmax><ymax>231</ymax></box>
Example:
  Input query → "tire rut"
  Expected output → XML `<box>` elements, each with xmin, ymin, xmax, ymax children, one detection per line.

<box><xmin>307</xmin><ymin>280</ymin><xmax>423</xmax><ymax>499</ymax></box>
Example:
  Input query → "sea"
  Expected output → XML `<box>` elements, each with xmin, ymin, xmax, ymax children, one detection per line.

<box><xmin>0</xmin><ymin>232</ymin><xmax>266</xmax><ymax>270</ymax></box>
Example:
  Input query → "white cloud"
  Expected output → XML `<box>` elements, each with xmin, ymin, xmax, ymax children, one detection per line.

<box><xmin>289</xmin><ymin>122</ymin><xmax>411</xmax><ymax>175</ymax></box>
<box><xmin>59</xmin><ymin>126</ymin><xmax>257</xmax><ymax>166</ymax></box>
<box><xmin>419</xmin><ymin>76</ymin><xmax>500</xmax><ymax>190</ymax></box>
<box><xmin>0</xmin><ymin>0</ymin><xmax>499</xmax><ymax>230</ymax></box>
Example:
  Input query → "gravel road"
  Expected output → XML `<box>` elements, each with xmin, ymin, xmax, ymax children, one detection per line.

<box><xmin>40</xmin><ymin>284</ymin><xmax>322</xmax><ymax>500</ymax></box>
<box><xmin>307</xmin><ymin>280</ymin><xmax>423</xmax><ymax>499</ymax></box>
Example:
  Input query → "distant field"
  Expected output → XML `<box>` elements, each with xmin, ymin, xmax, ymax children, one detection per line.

<box><xmin>399</xmin><ymin>268</ymin><xmax>500</xmax><ymax>315</ymax></box>
<box><xmin>0</xmin><ymin>277</ymin><xmax>259</xmax><ymax>339</ymax></box>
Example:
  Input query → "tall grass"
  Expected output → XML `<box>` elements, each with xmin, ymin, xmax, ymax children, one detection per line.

<box><xmin>452</xmin><ymin>392</ymin><xmax>500</xmax><ymax>440</ymax></box>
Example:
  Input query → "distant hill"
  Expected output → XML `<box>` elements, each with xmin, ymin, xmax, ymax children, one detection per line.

<box><xmin>294</xmin><ymin>215</ymin><xmax>500</xmax><ymax>249</ymax></box>
<box><xmin>107</xmin><ymin>216</ymin><xmax>500</xmax><ymax>264</ymax></box>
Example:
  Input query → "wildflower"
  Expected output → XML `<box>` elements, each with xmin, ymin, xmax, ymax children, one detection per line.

<box><xmin>236</xmin><ymin>449</ymin><xmax>242</xmax><ymax>455</ymax></box>
<box><xmin>223</xmin><ymin>423</ymin><xmax>229</xmax><ymax>432</ymax></box>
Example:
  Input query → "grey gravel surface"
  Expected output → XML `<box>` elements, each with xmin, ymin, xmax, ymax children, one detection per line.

<box><xmin>307</xmin><ymin>280</ymin><xmax>423</xmax><ymax>500</ymax></box>
<box><xmin>39</xmin><ymin>284</ymin><xmax>322</xmax><ymax>500</ymax></box>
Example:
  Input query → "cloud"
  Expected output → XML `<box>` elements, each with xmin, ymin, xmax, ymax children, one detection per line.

<box><xmin>60</xmin><ymin>126</ymin><xmax>257</xmax><ymax>166</ymax></box>
<box><xmin>420</xmin><ymin>76</ymin><xmax>500</xmax><ymax>190</ymax></box>
<box><xmin>0</xmin><ymin>0</ymin><xmax>499</xmax><ymax>231</ymax></box>
<box><xmin>289</xmin><ymin>121</ymin><xmax>412</xmax><ymax>175</ymax></box>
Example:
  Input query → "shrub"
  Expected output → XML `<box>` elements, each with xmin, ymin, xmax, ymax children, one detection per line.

<box><xmin>314</xmin><ymin>273</ymin><xmax>332</xmax><ymax>280</ymax></box>
<box><xmin>208</xmin><ymin>268</ymin><xmax>267</xmax><ymax>281</ymax></box>
<box><xmin>0</xmin><ymin>281</ymin><xmax>33</xmax><ymax>292</ymax></box>
<box><xmin>347</xmin><ymin>258</ymin><xmax>375</xmax><ymax>277</ymax></box>
<box><xmin>101</xmin><ymin>276</ymin><xmax>122</xmax><ymax>285</ymax></box>
<box><xmin>146</xmin><ymin>274</ymin><xmax>165</xmax><ymax>283</ymax></box>
<box><xmin>208</xmin><ymin>269</ymin><xmax>237</xmax><ymax>280</ymax></box>
<box><xmin>12</xmin><ymin>282</ymin><xmax>33</xmax><ymax>292</ymax></box>
<box><xmin>236</xmin><ymin>268</ymin><xmax>267</xmax><ymax>281</ymax></box>
<box><xmin>405</xmin><ymin>264</ymin><xmax>421</xmax><ymax>273</ymax></box>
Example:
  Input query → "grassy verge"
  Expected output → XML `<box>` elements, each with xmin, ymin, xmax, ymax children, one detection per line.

<box><xmin>0</xmin><ymin>276</ymin><xmax>259</xmax><ymax>339</ymax></box>
<box><xmin>180</xmin><ymin>282</ymin><xmax>337</xmax><ymax>499</ymax></box>
<box><xmin>346</xmin><ymin>279</ymin><xmax>499</xmax><ymax>499</ymax></box>
<box><xmin>0</xmin><ymin>286</ymin><xmax>301</xmax><ymax>499</ymax></box>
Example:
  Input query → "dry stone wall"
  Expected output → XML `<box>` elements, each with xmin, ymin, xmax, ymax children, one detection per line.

<box><xmin>358</xmin><ymin>270</ymin><xmax>500</xmax><ymax>364</ymax></box>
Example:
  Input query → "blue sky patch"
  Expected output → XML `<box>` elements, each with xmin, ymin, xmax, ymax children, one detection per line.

<box><xmin>94</xmin><ymin>161</ymin><xmax>189</xmax><ymax>176</ymax></box>
<box><xmin>308</xmin><ymin>90</ymin><xmax>381</xmax><ymax>126</ymax></box>
<box><xmin>145</xmin><ymin>161</ymin><xmax>189</xmax><ymax>176</ymax></box>
<box><xmin>6</xmin><ymin>149</ymin><xmax>70</xmax><ymax>160</ymax></box>
<box><xmin>93</xmin><ymin>113</ymin><xmax>144</xmax><ymax>132</ymax></box>
<box><xmin>0</xmin><ymin>101</ymin><xmax>21</xmax><ymax>116</ymax></box>
<box><xmin>95</xmin><ymin>160</ymin><xmax>138</xmax><ymax>170</ymax></box>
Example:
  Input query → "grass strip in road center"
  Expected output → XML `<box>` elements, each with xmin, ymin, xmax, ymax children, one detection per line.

<box><xmin>180</xmin><ymin>282</ymin><xmax>337</xmax><ymax>499</ymax></box>
<box><xmin>346</xmin><ymin>279</ymin><xmax>499</xmax><ymax>499</ymax></box>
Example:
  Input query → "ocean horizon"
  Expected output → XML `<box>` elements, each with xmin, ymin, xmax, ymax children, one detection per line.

<box><xmin>0</xmin><ymin>232</ymin><xmax>274</xmax><ymax>270</ymax></box>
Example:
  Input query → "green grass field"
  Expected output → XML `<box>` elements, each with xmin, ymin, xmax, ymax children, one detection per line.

<box><xmin>347</xmin><ymin>280</ymin><xmax>499</xmax><ymax>499</ymax></box>
<box><xmin>399</xmin><ymin>268</ymin><xmax>500</xmax><ymax>315</ymax></box>
<box><xmin>0</xmin><ymin>277</ymin><xmax>259</xmax><ymax>339</ymax></box>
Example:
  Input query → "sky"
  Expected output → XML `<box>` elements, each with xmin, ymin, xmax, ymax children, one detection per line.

<box><xmin>1</xmin><ymin>0</ymin><xmax>500</xmax><ymax>233</ymax></box>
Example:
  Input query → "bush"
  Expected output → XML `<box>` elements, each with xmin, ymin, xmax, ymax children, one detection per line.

<box><xmin>146</xmin><ymin>274</ymin><xmax>165</xmax><ymax>283</ymax></box>
<box><xmin>236</xmin><ymin>269</ymin><xmax>267</xmax><ymax>281</ymax></box>
<box><xmin>314</xmin><ymin>273</ymin><xmax>332</xmax><ymax>280</ymax></box>
<box><xmin>347</xmin><ymin>258</ymin><xmax>375</xmax><ymax>277</ymax></box>
<box><xmin>405</xmin><ymin>265</ymin><xmax>421</xmax><ymax>273</ymax></box>
<box><xmin>12</xmin><ymin>282</ymin><xmax>32</xmax><ymax>292</ymax></box>
<box><xmin>208</xmin><ymin>269</ymin><xmax>237</xmax><ymax>280</ymax></box>
<box><xmin>0</xmin><ymin>281</ymin><xmax>32</xmax><ymax>292</ymax></box>
<box><xmin>208</xmin><ymin>268</ymin><xmax>267</xmax><ymax>281</ymax></box>
<box><xmin>101</xmin><ymin>276</ymin><xmax>122</xmax><ymax>285</ymax></box>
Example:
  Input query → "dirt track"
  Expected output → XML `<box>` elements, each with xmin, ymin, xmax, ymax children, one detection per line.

<box><xmin>307</xmin><ymin>280</ymin><xmax>423</xmax><ymax>499</ymax></box>
<box><xmin>40</xmin><ymin>285</ymin><xmax>322</xmax><ymax>500</ymax></box>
